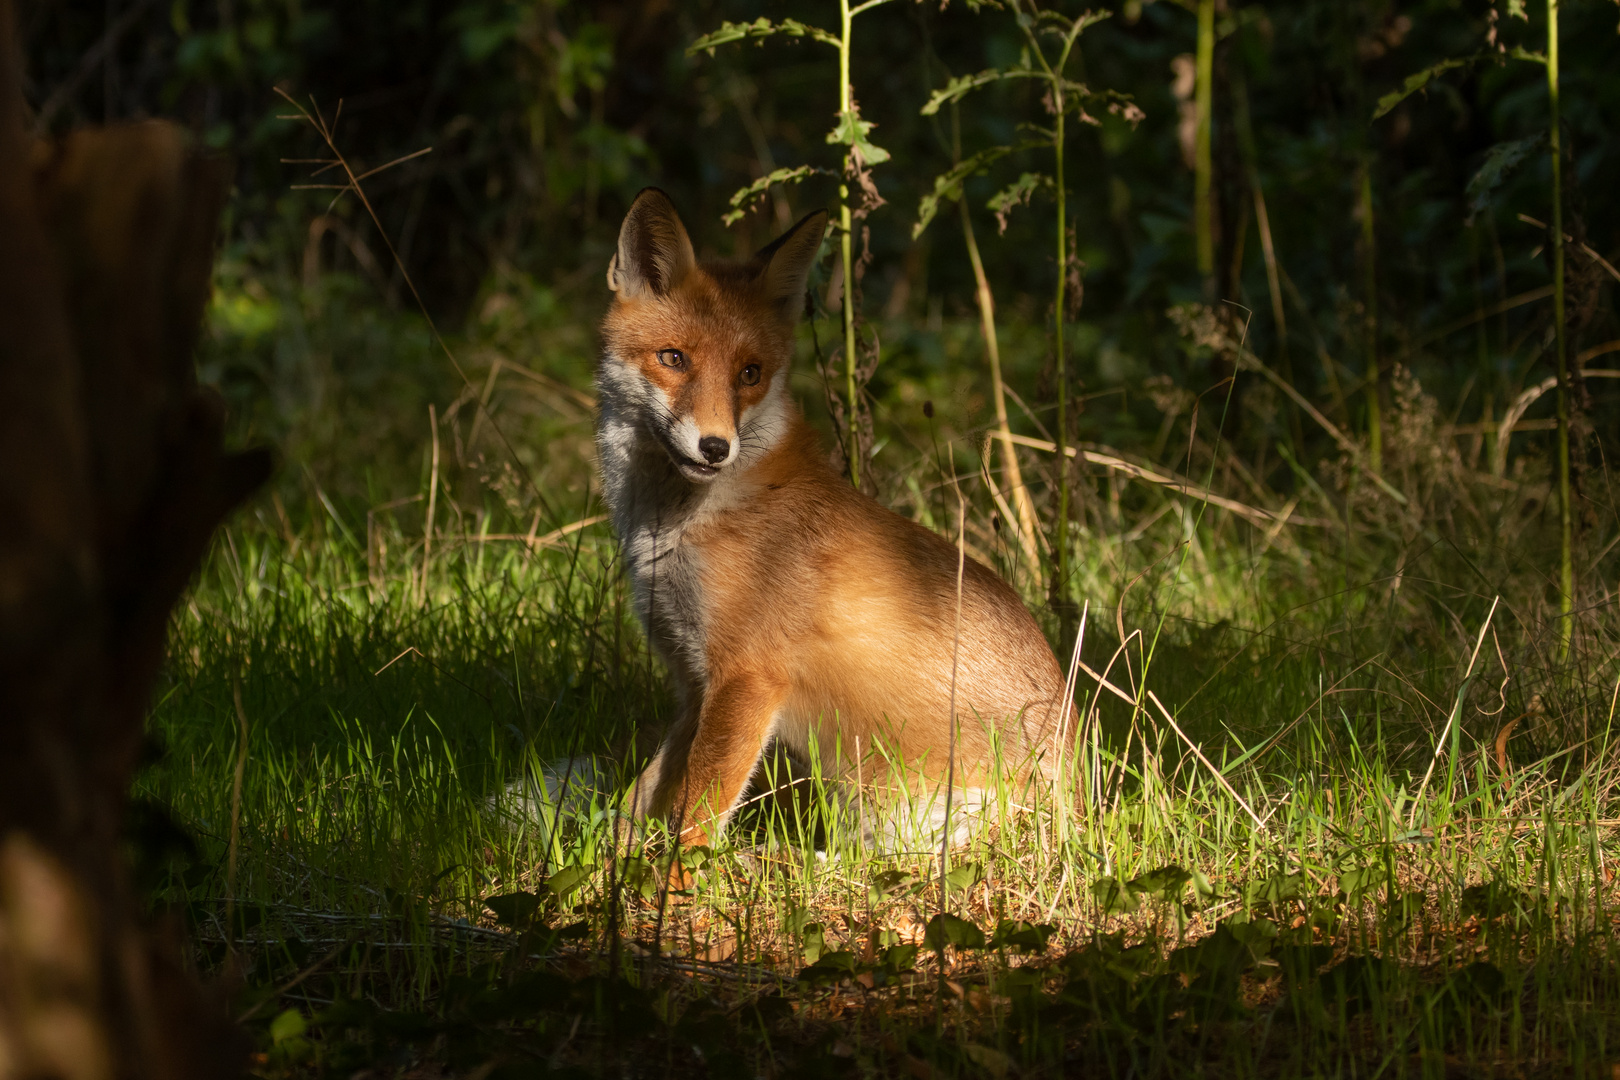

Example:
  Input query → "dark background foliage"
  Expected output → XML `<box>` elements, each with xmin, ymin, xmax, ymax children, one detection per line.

<box><xmin>22</xmin><ymin>0</ymin><xmax>1616</xmax><ymax>392</ymax></box>
<box><xmin>16</xmin><ymin>1</ymin><xmax>1620</xmax><ymax>628</ymax></box>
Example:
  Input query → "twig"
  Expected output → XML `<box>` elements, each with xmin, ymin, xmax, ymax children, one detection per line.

<box><xmin>274</xmin><ymin>90</ymin><xmax>557</xmax><ymax>522</ymax></box>
<box><xmin>31</xmin><ymin>0</ymin><xmax>159</xmax><ymax>131</ymax></box>
<box><xmin>1233</xmin><ymin>349</ymin><xmax>1409</xmax><ymax>507</ymax></box>
<box><xmin>421</xmin><ymin>403</ymin><xmax>439</xmax><ymax>604</ymax></box>
<box><xmin>1413</xmin><ymin>285</ymin><xmax>1555</xmax><ymax>349</ymax></box>
<box><xmin>1411</xmin><ymin>595</ymin><xmax>1501</xmax><ymax>821</ymax></box>
<box><xmin>1144</xmin><ymin>691</ymin><xmax>1266</xmax><ymax>832</ymax></box>
<box><xmin>237</xmin><ymin>936</ymin><xmax>358</xmax><ymax>1023</ymax></box>
<box><xmin>1003</xmin><ymin>432</ymin><xmax>1312</xmax><ymax>526</ymax></box>
<box><xmin>1516</xmin><ymin>213</ymin><xmax>1620</xmax><ymax>284</ymax></box>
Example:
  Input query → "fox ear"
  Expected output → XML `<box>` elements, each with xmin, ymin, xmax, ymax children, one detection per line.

<box><xmin>754</xmin><ymin>209</ymin><xmax>828</xmax><ymax>322</ymax></box>
<box><xmin>608</xmin><ymin>188</ymin><xmax>696</xmax><ymax>299</ymax></box>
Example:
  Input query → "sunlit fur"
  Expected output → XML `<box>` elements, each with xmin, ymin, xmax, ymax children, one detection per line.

<box><xmin>596</xmin><ymin>188</ymin><xmax>1066</xmax><ymax>843</ymax></box>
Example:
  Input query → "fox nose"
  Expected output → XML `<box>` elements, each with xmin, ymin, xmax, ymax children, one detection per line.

<box><xmin>698</xmin><ymin>436</ymin><xmax>730</xmax><ymax>465</ymax></box>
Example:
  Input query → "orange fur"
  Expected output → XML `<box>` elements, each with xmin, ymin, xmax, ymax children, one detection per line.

<box><xmin>596</xmin><ymin>189</ymin><xmax>1065</xmax><ymax>843</ymax></box>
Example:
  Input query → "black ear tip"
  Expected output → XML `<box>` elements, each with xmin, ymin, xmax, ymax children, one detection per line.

<box><xmin>628</xmin><ymin>186</ymin><xmax>677</xmax><ymax>214</ymax></box>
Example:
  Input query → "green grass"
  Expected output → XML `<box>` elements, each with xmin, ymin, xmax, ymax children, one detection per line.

<box><xmin>141</xmin><ymin>408</ymin><xmax>1620</xmax><ymax>1076</ymax></box>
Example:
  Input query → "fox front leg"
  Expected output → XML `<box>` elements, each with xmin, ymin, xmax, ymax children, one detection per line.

<box><xmin>629</xmin><ymin>671</ymin><xmax>787</xmax><ymax>845</ymax></box>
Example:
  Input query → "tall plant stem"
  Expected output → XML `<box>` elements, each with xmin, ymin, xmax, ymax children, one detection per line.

<box><xmin>960</xmin><ymin>187</ymin><xmax>1040</xmax><ymax>571</ymax></box>
<box><xmin>1017</xmin><ymin>5</ymin><xmax>1095</xmax><ymax>635</ymax></box>
<box><xmin>1359</xmin><ymin>163</ymin><xmax>1382</xmax><ymax>474</ymax></box>
<box><xmin>1193</xmin><ymin>0</ymin><xmax>1215</xmax><ymax>296</ymax></box>
<box><xmin>1233</xmin><ymin>71</ymin><xmax>1301</xmax><ymax>452</ymax></box>
<box><xmin>1548</xmin><ymin>0</ymin><xmax>1572</xmax><ymax>655</ymax></box>
<box><xmin>1052</xmin><ymin>89</ymin><xmax>1070</xmax><ymax>630</ymax></box>
<box><xmin>839</xmin><ymin>0</ymin><xmax>860</xmax><ymax>490</ymax></box>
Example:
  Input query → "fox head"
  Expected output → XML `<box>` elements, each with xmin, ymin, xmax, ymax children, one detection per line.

<box><xmin>600</xmin><ymin>188</ymin><xmax>826</xmax><ymax>484</ymax></box>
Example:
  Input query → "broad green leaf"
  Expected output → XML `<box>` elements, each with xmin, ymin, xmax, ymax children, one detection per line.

<box><xmin>722</xmin><ymin>165</ymin><xmax>832</xmax><ymax>226</ymax></box>
<box><xmin>943</xmin><ymin>861</ymin><xmax>984</xmax><ymax>894</ymax></box>
<box><xmin>688</xmin><ymin>17</ymin><xmax>838</xmax><ymax>56</ymax></box>
<box><xmin>923</xmin><ymin>911</ymin><xmax>987</xmax><ymax>951</ymax></box>
<box><xmin>826</xmin><ymin>109</ymin><xmax>890</xmax><ymax>164</ymax></box>
<box><xmin>920</xmin><ymin>67</ymin><xmax>1044</xmax><ymax>117</ymax></box>
<box><xmin>1373</xmin><ymin>55</ymin><xmax>1476</xmax><ymax>120</ymax></box>
<box><xmin>913</xmin><ymin>143</ymin><xmax>1035</xmax><ymax>239</ymax></box>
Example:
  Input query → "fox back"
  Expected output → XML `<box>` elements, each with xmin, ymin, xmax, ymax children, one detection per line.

<box><xmin>596</xmin><ymin>188</ymin><xmax>1065</xmax><ymax>842</ymax></box>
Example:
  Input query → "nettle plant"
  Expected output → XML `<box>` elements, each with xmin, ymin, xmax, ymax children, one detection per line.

<box><xmin>689</xmin><ymin>3</ymin><xmax>903</xmax><ymax>491</ymax></box>
<box><xmin>915</xmin><ymin>1</ymin><xmax>1139</xmax><ymax>631</ymax></box>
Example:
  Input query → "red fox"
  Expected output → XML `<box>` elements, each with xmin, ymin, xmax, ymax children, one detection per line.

<box><xmin>597</xmin><ymin>188</ymin><xmax>1066</xmax><ymax>845</ymax></box>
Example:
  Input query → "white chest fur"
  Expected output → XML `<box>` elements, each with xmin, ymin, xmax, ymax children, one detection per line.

<box><xmin>596</xmin><ymin>386</ymin><xmax>713</xmax><ymax>682</ymax></box>
<box><xmin>594</xmin><ymin>359</ymin><xmax>785</xmax><ymax>685</ymax></box>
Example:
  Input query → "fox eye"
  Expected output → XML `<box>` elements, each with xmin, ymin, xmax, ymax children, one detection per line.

<box><xmin>657</xmin><ymin>349</ymin><xmax>687</xmax><ymax>370</ymax></box>
<box><xmin>740</xmin><ymin>363</ymin><xmax>761</xmax><ymax>386</ymax></box>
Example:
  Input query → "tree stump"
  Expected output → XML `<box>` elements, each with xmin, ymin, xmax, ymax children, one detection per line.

<box><xmin>0</xmin><ymin>2</ymin><xmax>270</xmax><ymax>1075</ymax></box>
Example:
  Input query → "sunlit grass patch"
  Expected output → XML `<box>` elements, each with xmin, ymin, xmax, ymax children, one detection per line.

<box><xmin>136</xmin><ymin>490</ymin><xmax>1620</xmax><ymax>1077</ymax></box>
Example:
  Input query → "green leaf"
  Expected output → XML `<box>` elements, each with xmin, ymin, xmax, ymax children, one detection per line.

<box><xmin>269</xmin><ymin>1008</ymin><xmax>307</xmax><ymax>1044</ymax></box>
<box><xmin>1504</xmin><ymin>0</ymin><xmax>1528</xmax><ymax>20</ymax></box>
<box><xmin>1241</xmin><ymin>870</ymin><xmax>1307</xmax><ymax>906</ymax></box>
<box><xmin>988</xmin><ymin>918</ymin><xmax>1056</xmax><ymax>954</ymax></box>
<box><xmin>796</xmin><ymin>920</ymin><xmax>827</xmax><ymax>963</ymax></box>
<box><xmin>721</xmin><ymin>165</ymin><xmax>833</xmax><ymax>226</ymax></box>
<box><xmin>1090</xmin><ymin>875</ymin><xmax>1140</xmax><ymax>915</ymax></box>
<box><xmin>868</xmin><ymin>868</ymin><xmax>918</xmax><ymax>904</ymax></box>
<box><xmin>878</xmin><ymin>942</ymin><xmax>919</xmax><ymax>973</ymax></box>
<box><xmin>913</xmin><ymin>143</ymin><xmax>1036</xmax><ymax>239</ymax></box>
<box><xmin>1191</xmin><ymin>868</ymin><xmax>1215</xmax><ymax>901</ymax></box>
<box><xmin>797</xmin><ymin>949</ymin><xmax>858</xmax><ymax>985</ymax></box>
<box><xmin>1372</xmin><ymin>55</ymin><xmax>1476</xmax><ymax>120</ymax></box>
<box><xmin>1336</xmin><ymin>865</ymin><xmax>1383</xmax><ymax>904</ymax></box>
<box><xmin>1461</xmin><ymin>881</ymin><xmax>1538</xmax><ymax>922</ymax></box>
<box><xmin>1130</xmin><ymin>864</ymin><xmax>1193</xmax><ymax>900</ymax></box>
<box><xmin>1219</xmin><ymin>912</ymin><xmax>1278</xmax><ymax>961</ymax></box>
<box><xmin>920</xmin><ymin>67</ymin><xmax>1044</xmax><ymax>117</ymax></box>
<box><xmin>943</xmin><ymin>862</ymin><xmax>984</xmax><ymax>895</ymax></box>
<box><xmin>987</xmin><ymin>172</ymin><xmax>1052</xmax><ymax>234</ymax></box>
<box><xmin>484</xmin><ymin>890</ymin><xmax>543</xmax><ymax>927</ymax></box>
<box><xmin>923</xmin><ymin>912</ymin><xmax>987</xmax><ymax>951</ymax></box>
<box><xmin>1505</xmin><ymin>44</ymin><xmax>1546</xmax><ymax>65</ymax></box>
<box><xmin>688</xmin><ymin>18</ymin><xmax>839</xmax><ymax>56</ymax></box>
<box><xmin>825</xmin><ymin>109</ymin><xmax>889</xmax><ymax>165</ymax></box>
<box><xmin>544</xmin><ymin>862</ymin><xmax>598</xmax><ymax>903</ymax></box>
<box><xmin>616</xmin><ymin>855</ymin><xmax>659</xmax><ymax>900</ymax></box>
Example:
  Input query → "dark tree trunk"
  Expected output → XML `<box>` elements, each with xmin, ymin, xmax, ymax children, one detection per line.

<box><xmin>0</xmin><ymin>1</ymin><xmax>268</xmax><ymax>1075</ymax></box>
